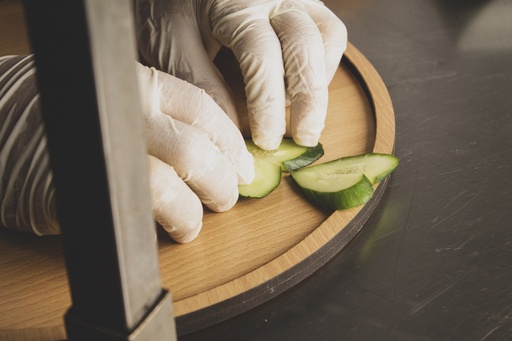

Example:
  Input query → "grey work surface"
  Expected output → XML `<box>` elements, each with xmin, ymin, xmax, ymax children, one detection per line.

<box><xmin>183</xmin><ymin>0</ymin><xmax>512</xmax><ymax>340</ymax></box>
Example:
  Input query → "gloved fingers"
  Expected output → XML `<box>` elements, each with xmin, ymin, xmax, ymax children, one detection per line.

<box><xmin>270</xmin><ymin>4</ymin><xmax>329</xmax><ymax>147</ymax></box>
<box><xmin>147</xmin><ymin>155</ymin><xmax>202</xmax><ymax>243</ymax></box>
<box><xmin>303</xmin><ymin>0</ymin><xmax>348</xmax><ymax>84</ymax></box>
<box><xmin>212</xmin><ymin>13</ymin><xmax>287</xmax><ymax>150</ymax></box>
<box><xmin>136</xmin><ymin>64</ymin><xmax>254</xmax><ymax>185</ymax></box>
<box><xmin>134</xmin><ymin>0</ymin><xmax>240</xmax><ymax>126</ymax></box>
<box><xmin>145</xmin><ymin>111</ymin><xmax>240</xmax><ymax>213</ymax></box>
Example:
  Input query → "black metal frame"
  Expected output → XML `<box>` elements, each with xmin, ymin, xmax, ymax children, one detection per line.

<box><xmin>22</xmin><ymin>0</ymin><xmax>177</xmax><ymax>339</ymax></box>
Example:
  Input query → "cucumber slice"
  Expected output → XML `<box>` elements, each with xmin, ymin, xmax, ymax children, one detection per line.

<box><xmin>239</xmin><ymin>138</ymin><xmax>324</xmax><ymax>198</ymax></box>
<box><xmin>290</xmin><ymin>153</ymin><xmax>399</xmax><ymax>210</ymax></box>
<box><xmin>238</xmin><ymin>159</ymin><xmax>281</xmax><ymax>198</ymax></box>
<box><xmin>292</xmin><ymin>172</ymin><xmax>374</xmax><ymax>210</ymax></box>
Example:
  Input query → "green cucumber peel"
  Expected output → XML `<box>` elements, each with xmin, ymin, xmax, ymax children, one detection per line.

<box><xmin>282</xmin><ymin>142</ymin><xmax>324</xmax><ymax>172</ymax></box>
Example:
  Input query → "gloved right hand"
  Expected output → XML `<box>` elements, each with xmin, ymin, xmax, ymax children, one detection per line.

<box><xmin>134</xmin><ymin>0</ymin><xmax>347</xmax><ymax>151</ymax></box>
<box><xmin>0</xmin><ymin>55</ymin><xmax>254</xmax><ymax>243</ymax></box>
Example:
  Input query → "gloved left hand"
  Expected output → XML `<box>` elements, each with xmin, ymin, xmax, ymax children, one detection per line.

<box><xmin>0</xmin><ymin>55</ymin><xmax>254</xmax><ymax>243</ymax></box>
<box><xmin>134</xmin><ymin>0</ymin><xmax>347</xmax><ymax>151</ymax></box>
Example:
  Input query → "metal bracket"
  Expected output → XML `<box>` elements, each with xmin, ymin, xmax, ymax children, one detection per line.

<box><xmin>65</xmin><ymin>290</ymin><xmax>176</xmax><ymax>341</ymax></box>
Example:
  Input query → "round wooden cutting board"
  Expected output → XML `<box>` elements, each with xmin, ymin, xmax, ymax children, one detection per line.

<box><xmin>0</xmin><ymin>3</ymin><xmax>395</xmax><ymax>339</ymax></box>
<box><xmin>167</xmin><ymin>43</ymin><xmax>396</xmax><ymax>335</ymax></box>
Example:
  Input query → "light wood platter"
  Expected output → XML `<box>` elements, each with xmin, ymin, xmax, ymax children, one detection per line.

<box><xmin>0</xmin><ymin>2</ymin><xmax>395</xmax><ymax>340</ymax></box>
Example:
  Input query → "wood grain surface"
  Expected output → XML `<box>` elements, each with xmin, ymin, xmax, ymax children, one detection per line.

<box><xmin>0</xmin><ymin>1</ymin><xmax>395</xmax><ymax>339</ymax></box>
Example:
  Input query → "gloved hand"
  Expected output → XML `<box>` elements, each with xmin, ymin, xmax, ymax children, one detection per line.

<box><xmin>134</xmin><ymin>0</ymin><xmax>347</xmax><ymax>151</ymax></box>
<box><xmin>0</xmin><ymin>55</ymin><xmax>254</xmax><ymax>243</ymax></box>
<box><xmin>137</xmin><ymin>63</ymin><xmax>254</xmax><ymax>243</ymax></box>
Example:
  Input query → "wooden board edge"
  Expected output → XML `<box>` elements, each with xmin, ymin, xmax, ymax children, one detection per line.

<box><xmin>173</xmin><ymin>42</ymin><xmax>397</xmax><ymax>335</ymax></box>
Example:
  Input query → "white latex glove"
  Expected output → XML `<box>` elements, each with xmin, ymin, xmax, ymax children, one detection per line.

<box><xmin>136</xmin><ymin>63</ymin><xmax>254</xmax><ymax>242</ymax></box>
<box><xmin>134</xmin><ymin>0</ymin><xmax>347</xmax><ymax>150</ymax></box>
<box><xmin>0</xmin><ymin>55</ymin><xmax>254</xmax><ymax>243</ymax></box>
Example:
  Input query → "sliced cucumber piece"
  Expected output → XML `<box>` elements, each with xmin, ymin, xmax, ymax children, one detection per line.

<box><xmin>238</xmin><ymin>159</ymin><xmax>281</xmax><ymax>198</ymax></box>
<box><xmin>290</xmin><ymin>153</ymin><xmax>399</xmax><ymax>210</ymax></box>
<box><xmin>239</xmin><ymin>138</ymin><xmax>324</xmax><ymax>198</ymax></box>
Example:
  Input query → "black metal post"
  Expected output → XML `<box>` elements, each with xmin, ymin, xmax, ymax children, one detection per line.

<box><xmin>22</xmin><ymin>0</ymin><xmax>177</xmax><ymax>339</ymax></box>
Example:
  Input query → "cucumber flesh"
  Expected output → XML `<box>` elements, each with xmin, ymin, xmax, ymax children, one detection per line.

<box><xmin>239</xmin><ymin>138</ymin><xmax>324</xmax><ymax>198</ymax></box>
<box><xmin>290</xmin><ymin>153</ymin><xmax>399</xmax><ymax>210</ymax></box>
<box><xmin>238</xmin><ymin>160</ymin><xmax>281</xmax><ymax>198</ymax></box>
<box><xmin>307</xmin><ymin>153</ymin><xmax>399</xmax><ymax>184</ymax></box>
<box><xmin>291</xmin><ymin>171</ymin><xmax>364</xmax><ymax>193</ymax></box>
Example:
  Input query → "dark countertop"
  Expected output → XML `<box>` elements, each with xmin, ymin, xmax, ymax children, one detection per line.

<box><xmin>183</xmin><ymin>1</ymin><xmax>512</xmax><ymax>340</ymax></box>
